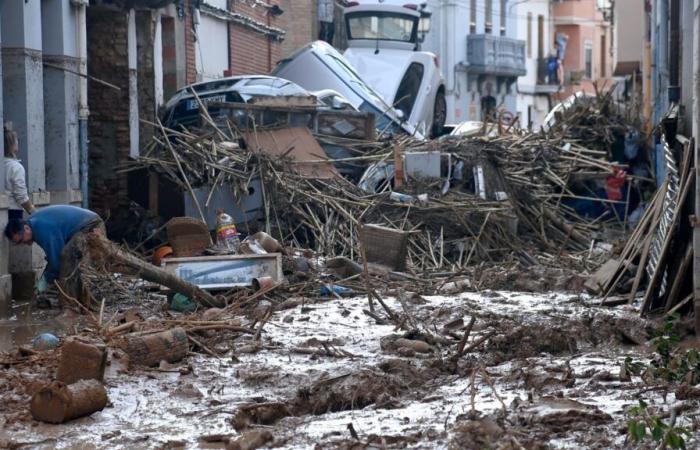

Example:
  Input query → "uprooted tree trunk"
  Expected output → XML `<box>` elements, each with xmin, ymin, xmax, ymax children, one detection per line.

<box><xmin>59</xmin><ymin>227</ymin><xmax>222</xmax><ymax>308</ymax></box>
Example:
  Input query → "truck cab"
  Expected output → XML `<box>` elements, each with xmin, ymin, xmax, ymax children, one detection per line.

<box><xmin>343</xmin><ymin>0</ymin><xmax>446</xmax><ymax>137</ymax></box>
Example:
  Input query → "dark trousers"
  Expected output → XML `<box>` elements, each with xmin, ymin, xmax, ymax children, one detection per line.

<box><xmin>58</xmin><ymin>218</ymin><xmax>106</xmax><ymax>306</ymax></box>
<box><xmin>8</xmin><ymin>209</ymin><xmax>23</xmax><ymax>220</ymax></box>
<box><xmin>319</xmin><ymin>21</ymin><xmax>335</xmax><ymax>45</ymax></box>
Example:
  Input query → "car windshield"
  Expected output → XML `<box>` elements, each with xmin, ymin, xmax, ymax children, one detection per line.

<box><xmin>347</xmin><ymin>12</ymin><xmax>418</xmax><ymax>43</ymax></box>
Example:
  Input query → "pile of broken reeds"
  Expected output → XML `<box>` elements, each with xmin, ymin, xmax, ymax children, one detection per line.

<box><xmin>125</xmin><ymin>91</ymin><xmax>646</xmax><ymax>274</ymax></box>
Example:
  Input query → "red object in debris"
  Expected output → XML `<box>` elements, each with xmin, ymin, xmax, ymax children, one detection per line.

<box><xmin>153</xmin><ymin>245</ymin><xmax>173</xmax><ymax>267</ymax></box>
<box><xmin>606</xmin><ymin>168</ymin><xmax>626</xmax><ymax>201</ymax></box>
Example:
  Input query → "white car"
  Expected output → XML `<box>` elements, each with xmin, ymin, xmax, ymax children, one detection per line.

<box><xmin>273</xmin><ymin>41</ymin><xmax>420</xmax><ymax>139</ymax></box>
<box><xmin>342</xmin><ymin>0</ymin><xmax>446</xmax><ymax>137</ymax></box>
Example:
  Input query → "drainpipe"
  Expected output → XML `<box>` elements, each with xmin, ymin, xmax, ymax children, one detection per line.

<box><xmin>73</xmin><ymin>0</ymin><xmax>89</xmax><ymax>208</ymax></box>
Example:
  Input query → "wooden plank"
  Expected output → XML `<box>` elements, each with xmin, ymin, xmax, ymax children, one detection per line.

<box><xmin>243</xmin><ymin>127</ymin><xmax>339</xmax><ymax>179</ymax></box>
<box><xmin>627</xmin><ymin>182</ymin><xmax>668</xmax><ymax>303</ymax></box>
<box><xmin>664</xmin><ymin>244</ymin><xmax>693</xmax><ymax>312</ymax></box>
<box><xmin>641</xmin><ymin>168</ymin><xmax>695</xmax><ymax>315</ymax></box>
<box><xmin>584</xmin><ymin>259</ymin><xmax>620</xmax><ymax>294</ymax></box>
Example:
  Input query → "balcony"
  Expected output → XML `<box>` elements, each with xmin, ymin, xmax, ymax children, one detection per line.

<box><xmin>466</xmin><ymin>34</ymin><xmax>527</xmax><ymax>78</ymax></box>
<box><xmin>535</xmin><ymin>57</ymin><xmax>562</xmax><ymax>93</ymax></box>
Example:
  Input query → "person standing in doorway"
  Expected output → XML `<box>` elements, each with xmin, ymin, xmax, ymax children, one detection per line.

<box><xmin>4</xmin><ymin>123</ymin><xmax>36</xmax><ymax>220</ymax></box>
<box><xmin>318</xmin><ymin>0</ymin><xmax>337</xmax><ymax>44</ymax></box>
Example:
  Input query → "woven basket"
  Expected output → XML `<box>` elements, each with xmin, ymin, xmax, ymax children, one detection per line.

<box><xmin>360</xmin><ymin>224</ymin><xmax>409</xmax><ymax>271</ymax></box>
<box><xmin>166</xmin><ymin>217</ymin><xmax>212</xmax><ymax>257</ymax></box>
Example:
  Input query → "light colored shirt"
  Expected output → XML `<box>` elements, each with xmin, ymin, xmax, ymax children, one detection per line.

<box><xmin>4</xmin><ymin>157</ymin><xmax>29</xmax><ymax>210</ymax></box>
<box><xmin>318</xmin><ymin>0</ymin><xmax>335</xmax><ymax>23</ymax></box>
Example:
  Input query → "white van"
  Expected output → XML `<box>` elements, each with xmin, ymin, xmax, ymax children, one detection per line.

<box><xmin>342</xmin><ymin>0</ymin><xmax>446</xmax><ymax>137</ymax></box>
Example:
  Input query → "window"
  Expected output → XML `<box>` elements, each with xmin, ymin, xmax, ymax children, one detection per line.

<box><xmin>537</xmin><ymin>15</ymin><xmax>544</xmax><ymax>59</ymax></box>
<box><xmin>394</xmin><ymin>63</ymin><xmax>425</xmax><ymax>118</ymax></box>
<box><xmin>600</xmin><ymin>34</ymin><xmax>606</xmax><ymax>78</ymax></box>
<box><xmin>500</xmin><ymin>0</ymin><xmax>507</xmax><ymax>36</ymax></box>
<box><xmin>526</xmin><ymin>13</ymin><xmax>532</xmax><ymax>58</ymax></box>
<box><xmin>470</xmin><ymin>0</ymin><xmax>476</xmax><ymax>33</ymax></box>
<box><xmin>485</xmin><ymin>0</ymin><xmax>493</xmax><ymax>34</ymax></box>
<box><xmin>347</xmin><ymin>12</ymin><xmax>418</xmax><ymax>43</ymax></box>
<box><xmin>584</xmin><ymin>42</ymin><xmax>593</xmax><ymax>79</ymax></box>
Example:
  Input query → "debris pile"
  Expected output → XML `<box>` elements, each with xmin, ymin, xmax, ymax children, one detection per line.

<box><xmin>125</xmin><ymin>92</ymin><xmax>645</xmax><ymax>277</ymax></box>
<box><xmin>597</xmin><ymin>113</ymin><xmax>700</xmax><ymax>329</ymax></box>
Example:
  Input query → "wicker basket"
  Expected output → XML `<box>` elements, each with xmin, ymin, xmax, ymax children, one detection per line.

<box><xmin>166</xmin><ymin>217</ymin><xmax>212</xmax><ymax>257</ymax></box>
<box><xmin>360</xmin><ymin>224</ymin><xmax>409</xmax><ymax>271</ymax></box>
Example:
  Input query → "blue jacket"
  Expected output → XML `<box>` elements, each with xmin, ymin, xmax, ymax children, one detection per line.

<box><xmin>28</xmin><ymin>205</ymin><xmax>100</xmax><ymax>283</ymax></box>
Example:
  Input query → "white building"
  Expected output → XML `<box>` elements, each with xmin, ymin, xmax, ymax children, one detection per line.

<box><xmin>421</xmin><ymin>0</ymin><xmax>526</xmax><ymax>125</ymax></box>
<box><xmin>514</xmin><ymin>0</ymin><xmax>558</xmax><ymax>129</ymax></box>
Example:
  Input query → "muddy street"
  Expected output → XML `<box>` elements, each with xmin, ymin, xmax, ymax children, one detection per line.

<box><xmin>2</xmin><ymin>288</ymin><xmax>697</xmax><ymax>449</ymax></box>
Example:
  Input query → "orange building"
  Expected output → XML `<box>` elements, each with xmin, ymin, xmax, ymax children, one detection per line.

<box><xmin>552</xmin><ymin>0</ymin><xmax>613</xmax><ymax>100</ymax></box>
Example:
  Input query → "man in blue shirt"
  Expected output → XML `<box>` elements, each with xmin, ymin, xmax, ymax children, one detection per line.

<box><xmin>4</xmin><ymin>205</ymin><xmax>103</xmax><ymax>294</ymax></box>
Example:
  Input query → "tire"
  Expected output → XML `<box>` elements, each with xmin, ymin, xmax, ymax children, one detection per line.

<box><xmin>431</xmin><ymin>90</ymin><xmax>447</xmax><ymax>138</ymax></box>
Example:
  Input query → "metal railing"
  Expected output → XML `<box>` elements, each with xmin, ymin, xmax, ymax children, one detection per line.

<box><xmin>466</xmin><ymin>34</ymin><xmax>527</xmax><ymax>77</ymax></box>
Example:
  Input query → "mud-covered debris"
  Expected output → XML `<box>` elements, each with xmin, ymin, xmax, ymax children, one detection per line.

<box><xmin>449</xmin><ymin>416</ymin><xmax>506</xmax><ymax>450</ymax></box>
<box><xmin>231</xmin><ymin>402</ymin><xmax>292</xmax><ymax>430</ymax></box>
<box><xmin>294</xmin><ymin>370</ymin><xmax>408</xmax><ymax>415</ymax></box>
<box><xmin>226</xmin><ymin>430</ymin><xmax>274</xmax><ymax>450</ymax></box>
<box><xmin>487</xmin><ymin>323</ymin><xmax>578</xmax><ymax>360</ymax></box>
<box><xmin>521</xmin><ymin>367</ymin><xmax>575</xmax><ymax>392</ymax></box>
<box><xmin>675</xmin><ymin>384</ymin><xmax>700</xmax><ymax>400</ymax></box>
<box><xmin>380</xmin><ymin>335</ymin><xmax>433</xmax><ymax>355</ymax></box>
<box><xmin>517</xmin><ymin>397</ymin><xmax>612</xmax><ymax>431</ymax></box>
<box><xmin>30</xmin><ymin>379</ymin><xmax>108</xmax><ymax>424</ymax></box>
<box><xmin>56</xmin><ymin>338</ymin><xmax>108</xmax><ymax>384</ymax></box>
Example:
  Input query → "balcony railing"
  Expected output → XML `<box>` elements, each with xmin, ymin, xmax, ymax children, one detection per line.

<box><xmin>466</xmin><ymin>34</ymin><xmax>527</xmax><ymax>77</ymax></box>
<box><xmin>537</xmin><ymin>57</ymin><xmax>561</xmax><ymax>86</ymax></box>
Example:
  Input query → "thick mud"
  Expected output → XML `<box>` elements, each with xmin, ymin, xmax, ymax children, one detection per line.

<box><xmin>1</xmin><ymin>291</ymin><xmax>699</xmax><ymax>449</ymax></box>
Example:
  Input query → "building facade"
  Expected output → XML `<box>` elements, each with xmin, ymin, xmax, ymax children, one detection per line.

<box><xmin>422</xmin><ymin>0</ymin><xmax>526</xmax><ymax>125</ymax></box>
<box><xmin>0</xmin><ymin>0</ymin><xmax>291</xmax><ymax>304</ymax></box>
<box><xmin>1</xmin><ymin>0</ymin><xmax>86</xmax><ymax>302</ymax></box>
<box><xmin>551</xmin><ymin>0</ymin><xmax>613</xmax><ymax>100</ymax></box>
<box><xmin>610</xmin><ymin>0</ymin><xmax>645</xmax><ymax>110</ymax></box>
<box><xmin>515</xmin><ymin>0</ymin><xmax>558</xmax><ymax>129</ymax></box>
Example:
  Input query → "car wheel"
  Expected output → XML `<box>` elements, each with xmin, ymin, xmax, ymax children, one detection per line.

<box><xmin>431</xmin><ymin>91</ymin><xmax>447</xmax><ymax>138</ymax></box>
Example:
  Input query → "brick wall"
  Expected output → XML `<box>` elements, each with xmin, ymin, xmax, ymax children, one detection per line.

<box><xmin>182</xmin><ymin>1</ymin><xmax>285</xmax><ymax>80</ymax></box>
<box><xmin>185</xmin><ymin>0</ymin><xmax>197</xmax><ymax>83</ymax></box>
<box><xmin>136</xmin><ymin>11</ymin><xmax>156</xmax><ymax>152</ymax></box>
<box><xmin>228</xmin><ymin>0</ymin><xmax>283</xmax><ymax>75</ymax></box>
<box><xmin>278</xmin><ymin>0</ymin><xmax>315</xmax><ymax>57</ymax></box>
<box><xmin>87</xmin><ymin>9</ymin><xmax>131</xmax><ymax>217</ymax></box>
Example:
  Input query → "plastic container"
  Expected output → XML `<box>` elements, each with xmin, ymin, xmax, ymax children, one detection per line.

<box><xmin>319</xmin><ymin>285</ymin><xmax>354</xmax><ymax>297</ymax></box>
<box><xmin>215</xmin><ymin>209</ymin><xmax>240</xmax><ymax>253</ymax></box>
<box><xmin>33</xmin><ymin>333</ymin><xmax>60</xmax><ymax>351</ymax></box>
<box><xmin>389</xmin><ymin>192</ymin><xmax>415</xmax><ymax>203</ymax></box>
<box><xmin>171</xmin><ymin>293</ymin><xmax>197</xmax><ymax>313</ymax></box>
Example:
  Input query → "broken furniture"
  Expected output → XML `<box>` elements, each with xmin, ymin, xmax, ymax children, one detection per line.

<box><xmin>166</xmin><ymin>217</ymin><xmax>212</xmax><ymax>257</ymax></box>
<box><xmin>360</xmin><ymin>224</ymin><xmax>410</xmax><ymax>271</ymax></box>
<box><xmin>161</xmin><ymin>253</ymin><xmax>283</xmax><ymax>290</ymax></box>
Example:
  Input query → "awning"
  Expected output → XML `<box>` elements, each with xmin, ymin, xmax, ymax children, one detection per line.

<box><xmin>613</xmin><ymin>61</ymin><xmax>641</xmax><ymax>77</ymax></box>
